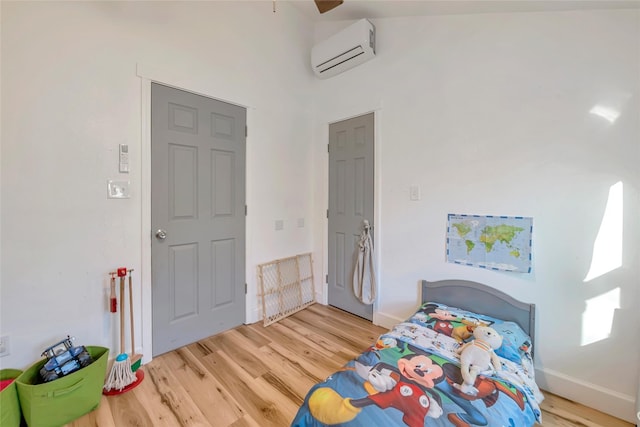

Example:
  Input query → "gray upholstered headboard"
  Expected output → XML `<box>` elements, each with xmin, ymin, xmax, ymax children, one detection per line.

<box><xmin>421</xmin><ymin>279</ymin><xmax>536</xmax><ymax>353</ymax></box>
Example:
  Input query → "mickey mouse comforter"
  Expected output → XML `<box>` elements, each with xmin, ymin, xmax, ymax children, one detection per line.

<box><xmin>291</xmin><ymin>302</ymin><xmax>544</xmax><ymax>427</ymax></box>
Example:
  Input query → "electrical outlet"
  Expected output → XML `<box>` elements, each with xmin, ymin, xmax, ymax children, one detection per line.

<box><xmin>0</xmin><ymin>335</ymin><xmax>10</xmax><ymax>357</ymax></box>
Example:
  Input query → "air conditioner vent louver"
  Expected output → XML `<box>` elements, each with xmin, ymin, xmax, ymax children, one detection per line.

<box><xmin>311</xmin><ymin>19</ymin><xmax>376</xmax><ymax>79</ymax></box>
<box><xmin>316</xmin><ymin>46</ymin><xmax>365</xmax><ymax>74</ymax></box>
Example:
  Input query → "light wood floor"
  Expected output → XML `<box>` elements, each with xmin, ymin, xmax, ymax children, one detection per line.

<box><xmin>69</xmin><ymin>304</ymin><xmax>632</xmax><ymax>427</ymax></box>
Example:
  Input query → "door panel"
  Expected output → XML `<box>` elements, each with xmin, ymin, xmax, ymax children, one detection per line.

<box><xmin>328</xmin><ymin>113</ymin><xmax>374</xmax><ymax>321</ymax></box>
<box><xmin>170</xmin><ymin>243</ymin><xmax>198</xmax><ymax>320</ymax></box>
<box><xmin>151</xmin><ymin>83</ymin><xmax>246</xmax><ymax>356</ymax></box>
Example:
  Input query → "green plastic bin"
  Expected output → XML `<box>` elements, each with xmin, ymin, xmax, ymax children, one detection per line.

<box><xmin>1</xmin><ymin>368</ymin><xmax>23</xmax><ymax>427</ymax></box>
<box><xmin>16</xmin><ymin>346</ymin><xmax>109</xmax><ymax>427</ymax></box>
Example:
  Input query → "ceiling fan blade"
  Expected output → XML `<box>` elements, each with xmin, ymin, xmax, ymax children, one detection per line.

<box><xmin>314</xmin><ymin>0</ymin><xmax>344</xmax><ymax>14</ymax></box>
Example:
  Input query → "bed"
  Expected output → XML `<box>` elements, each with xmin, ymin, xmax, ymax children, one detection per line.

<box><xmin>291</xmin><ymin>279</ymin><xmax>543</xmax><ymax>427</ymax></box>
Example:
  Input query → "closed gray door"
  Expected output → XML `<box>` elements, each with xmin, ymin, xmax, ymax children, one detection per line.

<box><xmin>151</xmin><ymin>83</ymin><xmax>246</xmax><ymax>356</ymax></box>
<box><xmin>328</xmin><ymin>113</ymin><xmax>374</xmax><ymax>321</ymax></box>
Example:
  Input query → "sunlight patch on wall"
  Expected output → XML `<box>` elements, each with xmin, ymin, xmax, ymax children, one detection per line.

<box><xmin>589</xmin><ymin>105</ymin><xmax>620</xmax><ymax>123</ymax></box>
<box><xmin>584</xmin><ymin>181</ymin><xmax>623</xmax><ymax>282</ymax></box>
<box><xmin>588</xmin><ymin>91</ymin><xmax>631</xmax><ymax>124</ymax></box>
<box><xmin>581</xmin><ymin>287</ymin><xmax>620</xmax><ymax>346</ymax></box>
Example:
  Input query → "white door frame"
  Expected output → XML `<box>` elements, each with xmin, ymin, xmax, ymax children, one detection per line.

<box><xmin>318</xmin><ymin>101</ymin><xmax>383</xmax><ymax>324</ymax></box>
<box><xmin>137</xmin><ymin>63</ymin><xmax>252</xmax><ymax>364</ymax></box>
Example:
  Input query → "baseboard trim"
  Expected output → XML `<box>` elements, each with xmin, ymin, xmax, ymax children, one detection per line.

<box><xmin>246</xmin><ymin>305</ymin><xmax>261</xmax><ymax>325</ymax></box>
<box><xmin>536</xmin><ymin>367</ymin><xmax>636</xmax><ymax>423</ymax></box>
<box><xmin>373</xmin><ymin>311</ymin><xmax>404</xmax><ymax>330</ymax></box>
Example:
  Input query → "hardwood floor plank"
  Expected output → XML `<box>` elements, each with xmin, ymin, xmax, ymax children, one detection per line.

<box><xmin>246</xmin><ymin>322</ymin><xmax>345</xmax><ymax>375</ymax></box>
<box><xmin>204</xmin><ymin>330</ymin><xmax>270</xmax><ymax>378</ymax></box>
<box><xmin>146</xmin><ymin>361</ymin><xmax>212</xmax><ymax>427</ymax></box>
<box><xmin>161</xmin><ymin>347</ymin><xmax>245</xmax><ymax>426</ymax></box>
<box><xmin>186</xmin><ymin>338</ymin><xmax>217</xmax><ymax>359</ymax></box>
<box><xmin>198</xmin><ymin>349</ymin><xmax>292</xmax><ymax>427</ymax></box>
<box><xmin>104</xmin><ymin>379</ymin><xmax>161</xmax><ymax>427</ymax></box>
<box><xmin>269</xmin><ymin>339</ymin><xmax>345</xmax><ymax>380</ymax></box>
<box><xmin>228</xmin><ymin>414</ymin><xmax>263</xmax><ymax>427</ymax></box>
<box><xmin>539</xmin><ymin>392</ymin><xmax>633</xmax><ymax>427</ymax></box>
<box><xmin>234</xmin><ymin>324</ymin><xmax>273</xmax><ymax>347</ymax></box>
<box><xmin>261</xmin><ymin>371</ymin><xmax>305</xmax><ymax>407</ymax></box>
<box><xmin>540</xmin><ymin>411</ymin><xmax>586</xmax><ymax>427</ymax></box>
<box><xmin>308</xmin><ymin>304</ymin><xmax>386</xmax><ymax>335</ymax></box>
<box><xmin>296</xmin><ymin>304</ymin><xmax>379</xmax><ymax>341</ymax></box>
<box><xmin>264</xmin><ymin>319</ymin><xmax>341</xmax><ymax>357</ymax></box>
<box><xmin>66</xmin><ymin>304</ymin><xmax>631</xmax><ymax>427</ymax></box>
<box><xmin>257</xmin><ymin>343</ymin><xmax>322</xmax><ymax>396</ymax></box>
<box><xmin>288</xmin><ymin>309</ymin><xmax>374</xmax><ymax>354</ymax></box>
<box><xmin>279</xmin><ymin>316</ymin><xmax>352</xmax><ymax>354</ymax></box>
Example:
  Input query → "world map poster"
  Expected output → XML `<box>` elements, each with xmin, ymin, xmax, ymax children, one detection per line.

<box><xmin>446</xmin><ymin>214</ymin><xmax>533</xmax><ymax>273</ymax></box>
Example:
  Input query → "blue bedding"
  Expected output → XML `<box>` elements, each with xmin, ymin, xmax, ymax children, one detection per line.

<box><xmin>291</xmin><ymin>302</ymin><xmax>543</xmax><ymax>427</ymax></box>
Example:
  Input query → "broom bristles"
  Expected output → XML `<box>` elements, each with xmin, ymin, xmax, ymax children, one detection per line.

<box><xmin>104</xmin><ymin>353</ymin><xmax>137</xmax><ymax>392</ymax></box>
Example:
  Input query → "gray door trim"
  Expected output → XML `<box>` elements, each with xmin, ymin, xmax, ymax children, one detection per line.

<box><xmin>138</xmin><ymin>70</ymin><xmax>251</xmax><ymax>364</ymax></box>
<box><xmin>328</xmin><ymin>113</ymin><xmax>375</xmax><ymax>320</ymax></box>
<box><xmin>150</xmin><ymin>82</ymin><xmax>246</xmax><ymax>356</ymax></box>
<box><xmin>323</xmin><ymin>107</ymin><xmax>381</xmax><ymax>322</ymax></box>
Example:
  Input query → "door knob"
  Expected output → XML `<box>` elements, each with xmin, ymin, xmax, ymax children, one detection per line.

<box><xmin>155</xmin><ymin>229</ymin><xmax>167</xmax><ymax>240</ymax></box>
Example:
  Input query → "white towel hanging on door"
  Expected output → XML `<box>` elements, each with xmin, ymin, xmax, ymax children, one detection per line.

<box><xmin>353</xmin><ymin>220</ymin><xmax>376</xmax><ymax>305</ymax></box>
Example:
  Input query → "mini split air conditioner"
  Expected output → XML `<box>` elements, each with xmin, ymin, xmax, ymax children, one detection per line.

<box><xmin>311</xmin><ymin>19</ymin><xmax>376</xmax><ymax>79</ymax></box>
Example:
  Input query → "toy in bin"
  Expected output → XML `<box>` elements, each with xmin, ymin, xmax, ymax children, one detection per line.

<box><xmin>39</xmin><ymin>335</ymin><xmax>93</xmax><ymax>383</ymax></box>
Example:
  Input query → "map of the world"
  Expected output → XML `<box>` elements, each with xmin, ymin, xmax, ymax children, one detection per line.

<box><xmin>446</xmin><ymin>214</ymin><xmax>533</xmax><ymax>273</ymax></box>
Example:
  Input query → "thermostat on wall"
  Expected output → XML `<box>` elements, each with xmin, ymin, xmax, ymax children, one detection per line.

<box><xmin>119</xmin><ymin>144</ymin><xmax>129</xmax><ymax>173</ymax></box>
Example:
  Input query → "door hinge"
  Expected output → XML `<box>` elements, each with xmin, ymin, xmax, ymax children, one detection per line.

<box><xmin>326</xmin><ymin>209</ymin><xmax>329</xmax><ymax>218</ymax></box>
<box><xmin>245</xmin><ymin>283</ymin><xmax>247</xmax><ymax>294</ymax></box>
<box><xmin>245</xmin><ymin>125</ymin><xmax>248</xmax><ymax>137</ymax></box>
<box><xmin>325</xmin><ymin>274</ymin><xmax>329</xmax><ymax>284</ymax></box>
<box><xmin>327</xmin><ymin>143</ymin><xmax>330</xmax><ymax>153</ymax></box>
<box><xmin>245</xmin><ymin>205</ymin><xmax>247</xmax><ymax>216</ymax></box>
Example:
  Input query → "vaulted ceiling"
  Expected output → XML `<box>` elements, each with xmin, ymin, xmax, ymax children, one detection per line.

<box><xmin>291</xmin><ymin>0</ymin><xmax>640</xmax><ymax>22</ymax></box>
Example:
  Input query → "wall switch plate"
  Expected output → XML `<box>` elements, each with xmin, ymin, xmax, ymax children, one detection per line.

<box><xmin>275</xmin><ymin>220</ymin><xmax>284</xmax><ymax>231</ymax></box>
<box><xmin>107</xmin><ymin>180</ymin><xmax>131</xmax><ymax>199</ymax></box>
<box><xmin>0</xmin><ymin>335</ymin><xmax>10</xmax><ymax>357</ymax></box>
<box><xmin>297</xmin><ymin>218</ymin><xmax>305</xmax><ymax>228</ymax></box>
<box><xmin>410</xmin><ymin>185</ymin><xmax>421</xmax><ymax>201</ymax></box>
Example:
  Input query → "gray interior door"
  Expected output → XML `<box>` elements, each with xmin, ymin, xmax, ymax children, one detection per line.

<box><xmin>328</xmin><ymin>112</ymin><xmax>374</xmax><ymax>321</ymax></box>
<box><xmin>151</xmin><ymin>83</ymin><xmax>246</xmax><ymax>356</ymax></box>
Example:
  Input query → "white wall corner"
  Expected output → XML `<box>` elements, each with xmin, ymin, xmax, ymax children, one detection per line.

<box><xmin>373</xmin><ymin>310</ymin><xmax>404</xmax><ymax>330</ymax></box>
<box><xmin>535</xmin><ymin>367</ymin><xmax>638</xmax><ymax>424</ymax></box>
<box><xmin>245</xmin><ymin>304</ymin><xmax>262</xmax><ymax>325</ymax></box>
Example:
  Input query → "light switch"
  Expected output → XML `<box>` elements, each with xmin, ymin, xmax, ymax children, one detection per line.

<box><xmin>107</xmin><ymin>180</ymin><xmax>131</xmax><ymax>199</ymax></box>
<box><xmin>410</xmin><ymin>185</ymin><xmax>421</xmax><ymax>201</ymax></box>
<box><xmin>275</xmin><ymin>220</ymin><xmax>284</xmax><ymax>231</ymax></box>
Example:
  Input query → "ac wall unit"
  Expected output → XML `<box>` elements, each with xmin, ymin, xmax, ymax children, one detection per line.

<box><xmin>311</xmin><ymin>19</ymin><xmax>376</xmax><ymax>79</ymax></box>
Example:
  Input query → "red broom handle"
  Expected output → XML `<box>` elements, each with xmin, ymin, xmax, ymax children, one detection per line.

<box><xmin>119</xmin><ymin>275</ymin><xmax>125</xmax><ymax>354</ymax></box>
<box><xmin>117</xmin><ymin>267</ymin><xmax>127</xmax><ymax>354</ymax></box>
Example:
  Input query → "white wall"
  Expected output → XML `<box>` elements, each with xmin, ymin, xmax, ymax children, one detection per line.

<box><xmin>312</xmin><ymin>10</ymin><xmax>640</xmax><ymax>423</ymax></box>
<box><xmin>0</xmin><ymin>1</ymin><xmax>316</xmax><ymax>368</ymax></box>
<box><xmin>2</xmin><ymin>2</ymin><xmax>639</xmax><ymax>423</ymax></box>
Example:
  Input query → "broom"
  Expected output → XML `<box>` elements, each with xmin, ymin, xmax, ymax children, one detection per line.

<box><xmin>103</xmin><ymin>268</ymin><xmax>137</xmax><ymax>392</ymax></box>
<box><xmin>128</xmin><ymin>269</ymin><xmax>143</xmax><ymax>371</ymax></box>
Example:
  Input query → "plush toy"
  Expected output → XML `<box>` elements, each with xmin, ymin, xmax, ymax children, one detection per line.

<box><xmin>453</xmin><ymin>326</ymin><xmax>503</xmax><ymax>396</ymax></box>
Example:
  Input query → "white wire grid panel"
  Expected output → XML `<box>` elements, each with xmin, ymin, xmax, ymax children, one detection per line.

<box><xmin>257</xmin><ymin>253</ymin><xmax>316</xmax><ymax>326</ymax></box>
